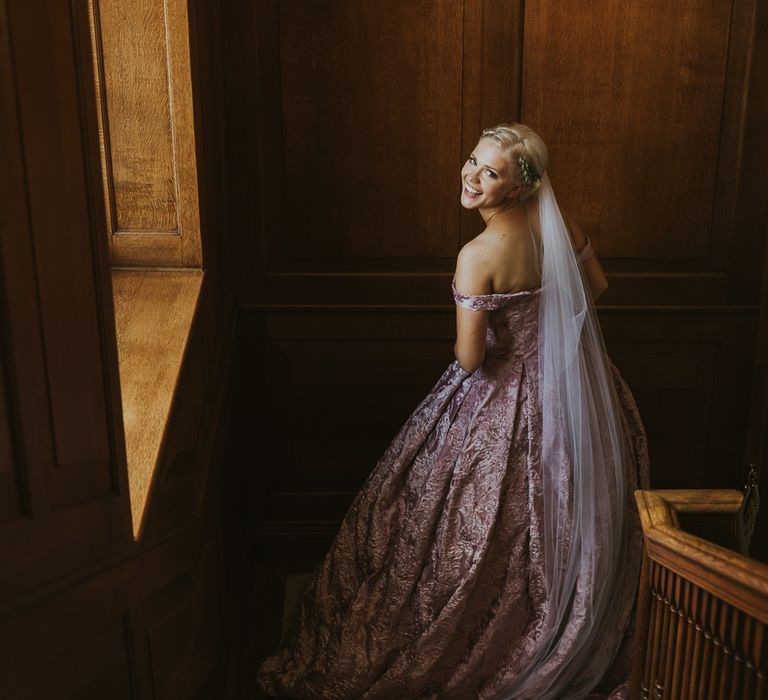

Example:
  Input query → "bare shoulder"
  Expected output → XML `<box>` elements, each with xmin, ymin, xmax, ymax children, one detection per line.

<box><xmin>561</xmin><ymin>209</ymin><xmax>588</xmax><ymax>249</ymax></box>
<box><xmin>454</xmin><ymin>238</ymin><xmax>493</xmax><ymax>295</ymax></box>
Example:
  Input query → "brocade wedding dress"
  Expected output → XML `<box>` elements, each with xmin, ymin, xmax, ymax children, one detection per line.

<box><xmin>256</xmin><ymin>247</ymin><xmax>650</xmax><ymax>699</ymax></box>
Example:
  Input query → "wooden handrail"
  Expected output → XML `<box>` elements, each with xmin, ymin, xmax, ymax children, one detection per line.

<box><xmin>631</xmin><ymin>489</ymin><xmax>768</xmax><ymax>699</ymax></box>
<box><xmin>639</xmin><ymin>489</ymin><xmax>745</xmax><ymax>517</ymax></box>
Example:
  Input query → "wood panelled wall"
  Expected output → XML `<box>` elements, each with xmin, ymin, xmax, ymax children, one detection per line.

<box><xmin>88</xmin><ymin>0</ymin><xmax>202</xmax><ymax>267</ymax></box>
<box><xmin>0</xmin><ymin>0</ymin><xmax>131</xmax><ymax>604</ymax></box>
<box><xmin>0</xmin><ymin>0</ymin><xmax>239</xmax><ymax>696</ymax></box>
<box><xmin>225</xmin><ymin>0</ymin><xmax>768</xmax><ymax>549</ymax></box>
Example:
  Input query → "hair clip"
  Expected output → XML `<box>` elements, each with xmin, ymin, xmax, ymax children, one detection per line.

<box><xmin>519</xmin><ymin>157</ymin><xmax>541</xmax><ymax>188</ymax></box>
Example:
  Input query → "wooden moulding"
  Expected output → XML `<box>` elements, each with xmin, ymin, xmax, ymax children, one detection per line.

<box><xmin>111</xmin><ymin>269</ymin><xmax>203</xmax><ymax>537</ymax></box>
<box><xmin>635</xmin><ymin>489</ymin><xmax>768</xmax><ymax>624</ymax></box>
<box><xmin>87</xmin><ymin>0</ymin><xmax>202</xmax><ymax>267</ymax></box>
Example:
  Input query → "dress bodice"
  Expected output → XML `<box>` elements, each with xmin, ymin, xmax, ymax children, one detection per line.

<box><xmin>451</xmin><ymin>277</ymin><xmax>540</xmax><ymax>361</ymax></box>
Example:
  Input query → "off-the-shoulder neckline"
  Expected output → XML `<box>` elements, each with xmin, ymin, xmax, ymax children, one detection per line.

<box><xmin>451</xmin><ymin>275</ymin><xmax>541</xmax><ymax>299</ymax></box>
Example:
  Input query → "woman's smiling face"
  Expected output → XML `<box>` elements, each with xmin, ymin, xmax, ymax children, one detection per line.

<box><xmin>460</xmin><ymin>138</ymin><xmax>521</xmax><ymax>210</ymax></box>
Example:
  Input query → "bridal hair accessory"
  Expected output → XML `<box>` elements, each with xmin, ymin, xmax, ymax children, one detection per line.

<box><xmin>519</xmin><ymin>156</ymin><xmax>541</xmax><ymax>189</ymax></box>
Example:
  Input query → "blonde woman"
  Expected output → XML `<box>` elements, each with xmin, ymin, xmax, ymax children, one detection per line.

<box><xmin>258</xmin><ymin>123</ymin><xmax>650</xmax><ymax>699</ymax></box>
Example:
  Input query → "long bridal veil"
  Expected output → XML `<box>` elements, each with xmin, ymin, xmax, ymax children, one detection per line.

<box><xmin>498</xmin><ymin>174</ymin><xmax>638</xmax><ymax>699</ymax></box>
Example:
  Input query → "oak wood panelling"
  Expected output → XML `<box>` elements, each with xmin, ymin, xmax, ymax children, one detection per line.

<box><xmin>221</xmin><ymin>1</ymin><xmax>768</xmax><ymax>545</ymax></box>
<box><xmin>0</xmin><ymin>362</ymin><xmax>19</xmax><ymax>520</ymax></box>
<box><xmin>1</xmin><ymin>1</ymin><xmax>240</xmax><ymax>696</ymax></box>
<box><xmin>88</xmin><ymin>0</ymin><xmax>202</xmax><ymax>267</ymax></box>
<box><xmin>96</xmin><ymin>0</ymin><xmax>178</xmax><ymax>232</ymax></box>
<box><xmin>520</xmin><ymin>0</ymin><xmax>765</xmax><ymax>307</ymax></box>
<box><xmin>600</xmin><ymin>310</ymin><xmax>756</xmax><ymax>489</ymax></box>
<box><xmin>722</xmin><ymin>0</ymin><xmax>768</xmax><ymax>302</ymax></box>
<box><xmin>0</xmin><ymin>312</ymin><xmax>237</xmax><ymax>695</ymax></box>
<box><xmin>5</xmin><ymin>0</ymin><xmax>114</xmax><ymax>484</ymax></box>
<box><xmin>0</xmin><ymin>512</ymin><xmax>230</xmax><ymax>699</ymax></box>
<box><xmin>736</xmin><ymin>0</ymin><xmax>768</xmax><ymax>561</ymax></box>
<box><xmin>0</xmin><ymin>0</ymin><xmax>133</xmax><ymax>601</ymax></box>
<box><xmin>279</xmin><ymin>0</ymin><xmax>462</xmax><ymax>260</ymax></box>
<box><xmin>227</xmin><ymin>0</ymin><xmax>521</xmax><ymax>297</ymax></box>
<box><xmin>524</xmin><ymin>1</ymin><xmax>730</xmax><ymax>256</ymax></box>
<box><xmin>11</xmin><ymin>617</ymin><xmax>133</xmax><ymax>700</ymax></box>
<box><xmin>227</xmin><ymin>0</ymin><xmax>766</xmax><ymax>309</ymax></box>
<box><xmin>234</xmin><ymin>307</ymin><xmax>756</xmax><ymax>526</ymax></box>
<box><xmin>751</xmin><ymin>226</ymin><xmax>768</xmax><ymax>563</ymax></box>
<box><xmin>140</xmin><ymin>529</ymin><xmax>223</xmax><ymax>698</ymax></box>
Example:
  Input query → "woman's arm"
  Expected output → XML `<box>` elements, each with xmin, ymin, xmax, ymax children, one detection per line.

<box><xmin>453</xmin><ymin>242</ymin><xmax>491</xmax><ymax>373</ymax></box>
<box><xmin>562</xmin><ymin>211</ymin><xmax>608</xmax><ymax>301</ymax></box>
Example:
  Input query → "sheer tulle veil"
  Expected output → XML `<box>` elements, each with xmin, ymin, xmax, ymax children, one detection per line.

<box><xmin>497</xmin><ymin>173</ymin><xmax>637</xmax><ymax>699</ymax></box>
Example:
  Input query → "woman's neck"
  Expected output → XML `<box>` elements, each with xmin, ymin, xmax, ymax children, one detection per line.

<box><xmin>481</xmin><ymin>199</ymin><xmax>522</xmax><ymax>226</ymax></box>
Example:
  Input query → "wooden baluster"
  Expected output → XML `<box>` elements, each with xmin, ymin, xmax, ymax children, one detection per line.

<box><xmin>633</xmin><ymin>490</ymin><xmax>768</xmax><ymax>700</ymax></box>
<box><xmin>676</xmin><ymin>575</ymin><xmax>690</xmax><ymax>700</ymax></box>
<box><xmin>713</xmin><ymin>603</ymin><xmax>733</xmax><ymax>699</ymax></box>
<box><xmin>706</xmin><ymin>597</ymin><xmax>722</xmax><ymax>700</ymax></box>
<box><xmin>644</xmin><ymin>608</ymin><xmax>659</xmax><ymax>697</ymax></box>
<box><xmin>656</xmin><ymin>567</ymin><xmax>673</xmax><ymax>698</ymax></box>
<box><xmin>730</xmin><ymin>609</ymin><xmax>742</xmax><ymax>700</ymax></box>
<box><xmin>642</xmin><ymin>561</ymin><xmax>656</xmax><ymax>699</ymax></box>
<box><xmin>687</xmin><ymin>587</ymin><xmax>706</xmax><ymax>699</ymax></box>
<box><xmin>645</xmin><ymin>561</ymin><xmax>664</xmax><ymax>699</ymax></box>
<box><xmin>669</xmin><ymin>577</ymin><xmax>692</xmax><ymax>700</ymax></box>
<box><xmin>706</xmin><ymin>595</ymin><xmax>724</xmax><ymax>700</ymax></box>
<box><xmin>664</xmin><ymin>571</ymin><xmax>684</xmax><ymax>699</ymax></box>
<box><xmin>696</xmin><ymin>591</ymin><xmax>714</xmax><ymax>700</ymax></box>
<box><xmin>741</xmin><ymin>617</ymin><xmax>757</xmax><ymax>700</ymax></box>
<box><xmin>755</xmin><ymin>622</ymin><xmax>767</xmax><ymax>699</ymax></box>
<box><xmin>681</xmin><ymin>583</ymin><xmax>702</xmax><ymax>700</ymax></box>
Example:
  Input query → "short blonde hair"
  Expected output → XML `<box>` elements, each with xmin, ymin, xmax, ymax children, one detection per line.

<box><xmin>480</xmin><ymin>122</ymin><xmax>549</xmax><ymax>201</ymax></box>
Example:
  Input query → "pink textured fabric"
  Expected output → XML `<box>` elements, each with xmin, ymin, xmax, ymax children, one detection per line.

<box><xmin>576</xmin><ymin>235</ymin><xmax>594</xmax><ymax>263</ymax></box>
<box><xmin>256</xmin><ymin>278</ymin><xmax>650</xmax><ymax>699</ymax></box>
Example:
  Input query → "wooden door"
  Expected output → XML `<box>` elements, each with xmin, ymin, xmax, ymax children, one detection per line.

<box><xmin>0</xmin><ymin>2</ymin><xmax>238</xmax><ymax>696</ymax></box>
<box><xmin>0</xmin><ymin>0</ymin><xmax>132</xmax><ymax>604</ymax></box>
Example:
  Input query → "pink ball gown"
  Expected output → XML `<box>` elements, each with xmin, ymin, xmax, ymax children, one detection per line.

<box><xmin>256</xmin><ymin>272</ymin><xmax>650</xmax><ymax>699</ymax></box>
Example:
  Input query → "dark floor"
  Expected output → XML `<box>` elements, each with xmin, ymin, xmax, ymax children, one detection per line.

<box><xmin>228</xmin><ymin>532</ymin><xmax>322</xmax><ymax>699</ymax></box>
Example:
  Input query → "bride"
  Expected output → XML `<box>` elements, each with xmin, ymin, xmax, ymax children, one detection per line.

<box><xmin>257</xmin><ymin>122</ymin><xmax>650</xmax><ymax>699</ymax></box>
